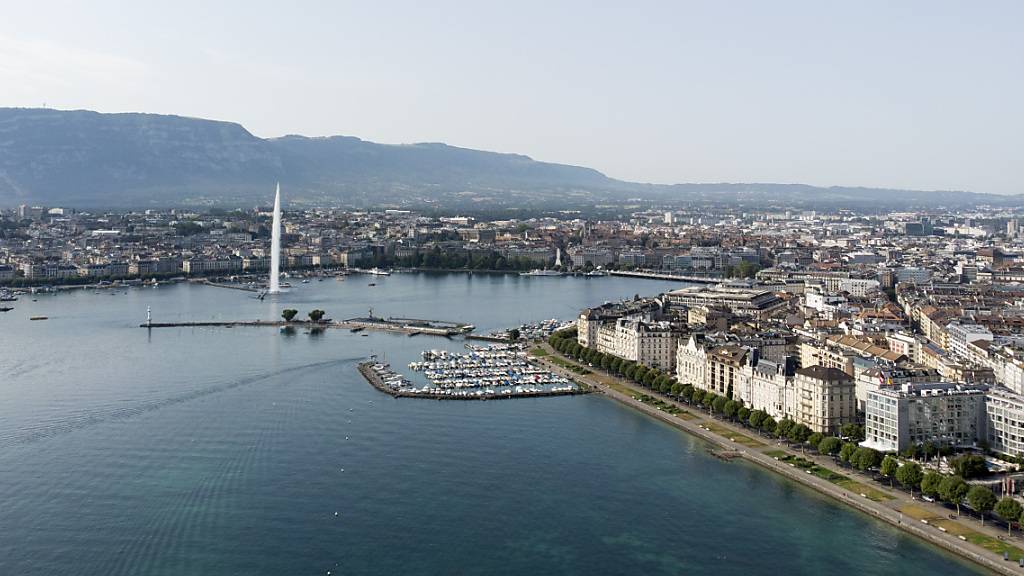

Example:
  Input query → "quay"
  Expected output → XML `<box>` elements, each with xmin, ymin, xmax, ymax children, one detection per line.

<box><xmin>196</xmin><ymin>279</ymin><xmax>260</xmax><ymax>292</ymax></box>
<box><xmin>532</xmin><ymin>344</ymin><xmax>1023</xmax><ymax>576</ymax></box>
<box><xmin>342</xmin><ymin>315</ymin><xmax>473</xmax><ymax>336</ymax></box>
<box><xmin>140</xmin><ymin>316</ymin><xmax>472</xmax><ymax>337</ymax></box>
<box><xmin>464</xmin><ymin>334</ymin><xmax>513</xmax><ymax>343</ymax></box>
<box><xmin>609</xmin><ymin>270</ymin><xmax>722</xmax><ymax>283</ymax></box>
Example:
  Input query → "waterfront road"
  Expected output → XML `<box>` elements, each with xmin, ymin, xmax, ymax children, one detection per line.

<box><xmin>532</xmin><ymin>343</ymin><xmax>1024</xmax><ymax>576</ymax></box>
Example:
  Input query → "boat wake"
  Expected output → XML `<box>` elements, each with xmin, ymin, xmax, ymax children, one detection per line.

<box><xmin>0</xmin><ymin>357</ymin><xmax>361</xmax><ymax>449</ymax></box>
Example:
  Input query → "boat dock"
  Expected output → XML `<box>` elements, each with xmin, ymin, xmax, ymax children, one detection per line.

<box><xmin>355</xmin><ymin>343</ymin><xmax>587</xmax><ymax>400</ymax></box>
<box><xmin>358</xmin><ymin>360</ymin><xmax>585</xmax><ymax>401</ymax></box>
<box><xmin>196</xmin><ymin>279</ymin><xmax>261</xmax><ymax>292</ymax></box>
<box><xmin>609</xmin><ymin>270</ymin><xmax>722</xmax><ymax>283</ymax></box>
<box><xmin>343</xmin><ymin>314</ymin><xmax>473</xmax><ymax>336</ymax></box>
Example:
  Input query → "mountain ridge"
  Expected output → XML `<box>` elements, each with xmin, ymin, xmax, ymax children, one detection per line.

<box><xmin>0</xmin><ymin>107</ymin><xmax>1016</xmax><ymax>209</ymax></box>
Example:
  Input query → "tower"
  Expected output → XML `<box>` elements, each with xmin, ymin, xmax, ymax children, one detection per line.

<box><xmin>269</xmin><ymin>183</ymin><xmax>282</xmax><ymax>294</ymax></box>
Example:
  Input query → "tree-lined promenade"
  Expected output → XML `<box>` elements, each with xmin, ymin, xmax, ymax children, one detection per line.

<box><xmin>543</xmin><ymin>328</ymin><xmax>1024</xmax><ymax>575</ymax></box>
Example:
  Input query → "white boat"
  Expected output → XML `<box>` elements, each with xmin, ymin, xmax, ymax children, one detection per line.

<box><xmin>519</xmin><ymin>269</ymin><xmax>564</xmax><ymax>277</ymax></box>
<box><xmin>367</xmin><ymin>268</ymin><xmax>392</xmax><ymax>276</ymax></box>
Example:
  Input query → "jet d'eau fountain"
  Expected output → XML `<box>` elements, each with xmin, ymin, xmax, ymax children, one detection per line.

<box><xmin>269</xmin><ymin>183</ymin><xmax>282</xmax><ymax>294</ymax></box>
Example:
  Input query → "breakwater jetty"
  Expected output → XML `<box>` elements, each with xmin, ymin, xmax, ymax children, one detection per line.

<box><xmin>141</xmin><ymin>313</ymin><xmax>474</xmax><ymax>337</ymax></box>
<box><xmin>609</xmin><ymin>270</ymin><xmax>722</xmax><ymax>283</ymax></box>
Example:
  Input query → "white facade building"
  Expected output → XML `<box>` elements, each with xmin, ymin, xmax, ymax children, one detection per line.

<box><xmin>595</xmin><ymin>316</ymin><xmax>678</xmax><ymax>372</ymax></box>
<box><xmin>946</xmin><ymin>323</ymin><xmax>993</xmax><ymax>360</ymax></box>
<box><xmin>987</xmin><ymin>387</ymin><xmax>1024</xmax><ymax>457</ymax></box>
<box><xmin>862</xmin><ymin>382</ymin><xmax>988</xmax><ymax>453</ymax></box>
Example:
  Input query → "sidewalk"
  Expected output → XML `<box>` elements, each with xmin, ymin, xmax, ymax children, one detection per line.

<box><xmin>531</xmin><ymin>342</ymin><xmax>1024</xmax><ymax>576</ymax></box>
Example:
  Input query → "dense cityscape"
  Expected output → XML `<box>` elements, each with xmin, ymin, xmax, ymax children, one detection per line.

<box><xmin>8</xmin><ymin>203</ymin><xmax>1024</xmax><ymax>466</ymax></box>
<box><xmin>4</xmin><ymin>2</ymin><xmax>1023</xmax><ymax>574</ymax></box>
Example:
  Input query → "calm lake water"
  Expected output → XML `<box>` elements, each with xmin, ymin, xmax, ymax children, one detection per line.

<box><xmin>0</xmin><ymin>273</ymin><xmax>983</xmax><ymax>575</ymax></box>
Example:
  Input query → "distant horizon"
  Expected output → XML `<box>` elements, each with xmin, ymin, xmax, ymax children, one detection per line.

<box><xmin>2</xmin><ymin>105</ymin><xmax>1008</xmax><ymax>199</ymax></box>
<box><xmin>1</xmin><ymin>1</ymin><xmax>1021</xmax><ymax>195</ymax></box>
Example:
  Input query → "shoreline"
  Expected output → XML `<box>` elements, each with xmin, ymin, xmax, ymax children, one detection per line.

<box><xmin>533</xmin><ymin>347</ymin><xmax>1017</xmax><ymax>576</ymax></box>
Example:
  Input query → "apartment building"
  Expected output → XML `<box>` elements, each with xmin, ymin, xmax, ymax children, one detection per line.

<box><xmin>862</xmin><ymin>382</ymin><xmax>988</xmax><ymax>453</ymax></box>
<box><xmin>794</xmin><ymin>366</ymin><xmax>856</xmax><ymax>435</ymax></box>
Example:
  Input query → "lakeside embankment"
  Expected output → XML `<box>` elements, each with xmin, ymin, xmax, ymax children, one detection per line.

<box><xmin>531</xmin><ymin>343</ymin><xmax>1021</xmax><ymax>576</ymax></box>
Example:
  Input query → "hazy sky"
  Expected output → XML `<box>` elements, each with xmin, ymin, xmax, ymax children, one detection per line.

<box><xmin>1</xmin><ymin>1</ymin><xmax>1021</xmax><ymax>194</ymax></box>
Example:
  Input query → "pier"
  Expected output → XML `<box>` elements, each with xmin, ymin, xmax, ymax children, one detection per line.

<box><xmin>196</xmin><ymin>279</ymin><xmax>261</xmax><ymax>293</ymax></box>
<box><xmin>609</xmin><ymin>270</ymin><xmax>722</xmax><ymax>283</ymax></box>
<box><xmin>140</xmin><ymin>315</ymin><xmax>474</xmax><ymax>337</ymax></box>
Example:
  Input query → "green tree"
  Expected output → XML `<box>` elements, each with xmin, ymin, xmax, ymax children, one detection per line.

<box><xmin>723</xmin><ymin>400</ymin><xmax>739</xmax><ymax>419</ymax></box>
<box><xmin>938</xmin><ymin>476</ymin><xmax>969</xmax><ymax>516</ymax></box>
<box><xmin>920</xmin><ymin>471</ymin><xmax>944</xmax><ymax>498</ymax></box>
<box><xmin>967</xmin><ymin>485</ymin><xmax>997</xmax><ymax>525</ymax></box>
<box><xmin>788</xmin><ymin>424</ymin><xmax>812</xmax><ymax>444</ymax></box>
<box><xmin>691</xmin><ymin>389</ymin><xmax>706</xmax><ymax>407</ymax></box>
<box><xmin>633</xmin><ymin>366</ymin><xmax>649</xmax><ymax>384</ymax></box>
<box><xmin>682</xmin><ymin>384</ymin><xmax>695</xmax><ymax>403</ymax></box>
<box><xmin>807</xmin><ymin>432</ymin><xmax>824</xmax><ymax>451</ymax></box>
<box><xmin>643</xmin><ymin>370</ymin><xmax>658</xmax><ymax>388</ymax></box>
<box><xmin>760</xmin><ymin>416</ymin><xmax>777</xmax><ymax>436</ymax></box>
<box><xmin>620</xmin><ymin>361</ymin><xmax>635</xmax><ymax>376</ymax></box>
<box><xmin>737</xmin><ymin>406</ymin><xmax>751</xmax><ymax>424</ymax></box>
<box><xmin>818</xmin><ymin>436</ymin><xmax>842</xmax><ymax>457</ymax></box>
<box><xmin>996</xmin><ymin>497</ymin><xmax>1023</xmax><ymax>534</ymax></box>
<box><xmin>775</xmin><ymin>418</ymin><xmax>794</xmax><ymax>440</ymax></box>
<box><xmin>507</xmin><ymin>328</ymin><xmax>521</xmax><ymax>341</ymax></box>
<box><xmin>840</xmin><ymin>423</ymin><xmax>864</xmax><ymax>442</ymax></box>
<box><xmin>839</xmin><ymin>442</ymin><xmax>858</xmax><ymax>464</ymax></box>
<box><xmin>880</xmin><ymin>455</ymin><xmax>899</xmax><ymax>486</ymax></box>
<box><xmin>700</xmin><ymin>392</ymin><xmax>714</xmax><ymax>409</ymax></box>
<box><xmin>601</xmin><ymin>355</ymin><xmax>613</xmax><ymax>371</ymax></box>
<box><xmin>852</xmin><ymin>447</ymin><xmax>882</xmax><ymax>471</ymax></box>
<box><xmin>281</xmin><ymin>309</ymin><xmax>298</xmax><ymax>322</ymax></box>
<box><xmin>895</xmin><ymin>462</ymin><xmax>924</xmax><ymax>496</ymax></box>
<box><xmin>611</xmin><ymin>357</ymin><xmax>623</xmax><ymax>373</ymax></box>
<box><xmin>951</xmin><ymin>454</ymin><xmax>988</xmax><ymax>479</ymax></box>
<box><xmin>749</xmin><ymin>410</ymin><xmax>766</xmax><ymax>430</ymax></box>
<box><xmin>670</xmin><ymin>382</ymin><xmax>682</xmax><ymax>397</ymax></box>
<box><xmin>712</xmin><ymin>396</ymin><xmax>727</xmax><ymax>414</ymax></box>
<box><xmin>308</xmin><ymin>309</ymin><xmax>326</xmax><ymax>323</ymax></box>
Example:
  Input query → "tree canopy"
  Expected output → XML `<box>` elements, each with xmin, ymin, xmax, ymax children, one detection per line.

<box><xmin>938</xmin><ymin>476</ymin><xmax>969</xmax><ymax>515</ymax></box>
<box><xmin>967</xmin><ymin>486</ymin><xmax>997</xmax><ymax>524</ymax></box>
<box><xmin>996</xmin><ymin>497</ymin><xmax>1023</xmax><ymax>534</ymax></box>
<box><xmin>895</xmin><ymin>462</ymin><xmax>923</xmax><ymax>494</ymax></box>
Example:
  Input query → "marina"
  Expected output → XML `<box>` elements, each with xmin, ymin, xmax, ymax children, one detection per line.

<box><xmin>358</xmin><ymin>343</ymin><xmax>583</xmax><ymax>400</ymax></box>
<box><xmin>477</xmin><ymin>318</ymin><xmax>575</xmax><ymax>341</ymax></box>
